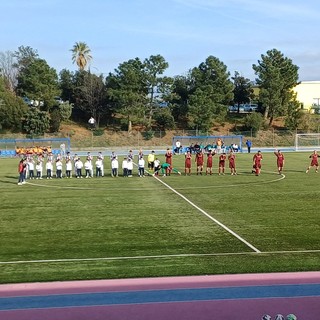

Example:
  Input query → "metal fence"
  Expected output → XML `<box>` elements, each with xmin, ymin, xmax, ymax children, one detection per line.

<box><xmin>0</xmin><ymin>129</ymin><xmax>319</xmax><ymax>151</ymax></box>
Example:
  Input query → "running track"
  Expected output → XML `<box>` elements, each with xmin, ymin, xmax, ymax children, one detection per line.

<box><xmin>0</xmin><ymin>272</ymin><xmax>319</xmax><ymax>320</ymax></box>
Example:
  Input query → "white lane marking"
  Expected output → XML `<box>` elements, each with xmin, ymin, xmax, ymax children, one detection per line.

<box><xmin>153</xmin><ymin>175</ymin><xmax>261</xmax><ymax>253</ymax></box>
<box><xmin>1</xmin><ymin>249</ymin><xmax>319</xmax><ymax>265</ymax></box>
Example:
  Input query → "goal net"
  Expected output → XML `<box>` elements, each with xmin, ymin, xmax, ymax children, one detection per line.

<box><xmin>295</xmin><ymin>133</ymin><xmax>320</xmax><ymax>151</ymax></box>
<box><xmin>0</xmin><ymin>138</ymin><xmax>71</xmax><ymax>157</ymax></box>
<box><xmin>172</xmin><ymin>135</ymin><xmax>243</xmax><ymax>154</ymax></box>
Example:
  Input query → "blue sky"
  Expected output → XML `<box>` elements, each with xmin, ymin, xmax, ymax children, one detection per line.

<box><xmin>1</xmin><ymin>0</ymin><xmax>320</xmax><ymax>81</ymax></box>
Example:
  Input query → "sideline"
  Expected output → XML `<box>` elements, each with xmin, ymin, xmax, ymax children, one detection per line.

<box><xmin>0</xmin><ymin>249</ymin><xmax>319</xmax><ymax>265</ymax></box>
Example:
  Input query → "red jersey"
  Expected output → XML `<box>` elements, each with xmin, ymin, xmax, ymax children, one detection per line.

<box><xmin>219</xmin><ymin>154</ymin><xmax>226</xmax><ymax>167</ymax></box>
<box><xmin>275</xmin><ymin>153</ymin><xmax>284</xmax><ymax>166</ymax></box>
<box><xmin>253</xmin><ymin>153</ymin><xmax>263</xmax><ymax>168</ymax></box>
<box><xmin>195</xmin><ymin>152</ymin><xmax>204</xmax><ymax>166</ymax></box>
<box><xmin>228</xmin><ymin>154</ymin><xmax>236</xmax><ymax>169</ymax></box>
<box><xmin>310</xmin><ymin>153</ymin><xmax>319</xmax><ymax>166</ymax></box>
<box><xmin>185</xmin><ymin>152</ymin><xmax>192</xmax><ymax>168</ymax></box>
<box><xmin>206</xmin><ymin>153</ymin><xmax>213</xmax><ymax>168</ymax></box>
<box><xmin>18</xmin><ymin>161</ymin><xmax>26</xmax><ymax>173</ymax></box>
<box><xmin>165</xmin><ymin>151</ymin><xmax>172</xmax><ymax>165</ymax></box>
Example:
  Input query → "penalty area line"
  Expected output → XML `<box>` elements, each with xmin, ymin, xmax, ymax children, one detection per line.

<box><xmin>153</xmin><ymin>175</ymin><xmax>261</xmax><ymax>253</ymax></box>
<box><xmin>1</xmin><ymin>249</ymin><xmax>319</xmax><ymax>265</ymax></box>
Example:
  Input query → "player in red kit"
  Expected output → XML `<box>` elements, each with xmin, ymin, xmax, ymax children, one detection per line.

<box><xmin>165</xmin><ymin>148</ymin><xmax>173</xmax><ymax>175</ymax></box>
<box><xmin>306</xmin><ymin>150</ymin><xmax>320</xmax><ymax>173</ymax></box>
<box><xmin>228</xmin><ymin>151</ymin><xmax>236</xmax><ymax>175</ymax></box>
<box><xmin>206</xmin><ymin>150</ymin><xmax>215</xmax><ymax>175</ymax></box>
<box><xmin>274</xmin><ymin>149</ymin><xmax>285</xmax><ymax>174</ymax></box>
<box><xmin>195</xmin><ymin>150</ymin><xmax>204</xmax><ymax>175</ymax></box>
<box><xmin>253</xmin><ymin>150</ymin><xmax>263</xmax><ymax>176</ymax></box>
<box><xmin>184</xmin><ymin>151</ymin><xmax>192</xmax><ymax>175</ymax></box>
<box><xmin>218</xmin><ymin>153</ymin><xmax>227</xmax><ymax>175</ymax></box>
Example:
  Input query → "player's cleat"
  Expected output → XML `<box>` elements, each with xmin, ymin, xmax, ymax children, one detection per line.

<box><xmin>178</xmin><ymin>172</ymin><xmax>181</xmax><ymax>175</ymax></box>
<box><xmin>286</xmin><ymin>314</ymin><xmax>297</xmax><ymax>320</ymax></box>
<box><xmin>17</xmin><ymin>182</ymin><xmax>22</xmax><ymax>185</ymax></box>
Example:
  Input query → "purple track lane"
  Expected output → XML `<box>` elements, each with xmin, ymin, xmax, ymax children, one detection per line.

<box><xmin>0</xmin><ymin>271</ymin><xmax>319</xmax><ymax>320</ymax></box>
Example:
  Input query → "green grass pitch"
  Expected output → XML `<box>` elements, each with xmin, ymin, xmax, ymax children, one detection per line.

<box><xmin>0</xmin><ymin>151</ymin><xmax>319</xmax><ymax>284</ymax></box>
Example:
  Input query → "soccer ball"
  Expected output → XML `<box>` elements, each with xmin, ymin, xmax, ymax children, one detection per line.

<box><xmin>286</xmin><ymin>314</ymin><xmax>297</xmax><ymax>320</ymax></box>
<box><xmin>275</xmin><ymin>315</ymin><xmax>285</xmax><ymax>320</ymax></box>
<box><xmin>261</xmin><ymin>315</ymin><xmax>272</xmax><ymax>320</ymax></box>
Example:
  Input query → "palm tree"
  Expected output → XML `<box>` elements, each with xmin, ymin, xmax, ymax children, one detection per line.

<box><xmin>70</xmin><ymin>42</ymin><xmax>92</xmax><ymax>71</ymax></box>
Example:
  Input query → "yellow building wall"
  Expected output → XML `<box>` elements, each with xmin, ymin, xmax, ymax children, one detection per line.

<box><xmin>293</xmin><ymin>81</ymin><xmax>320</xmax><ymax>110</ymax></box>
<box><xmin>253</xmin><ymin>81</ymin><xmax>320</xmax><ymax>111</ymax></box>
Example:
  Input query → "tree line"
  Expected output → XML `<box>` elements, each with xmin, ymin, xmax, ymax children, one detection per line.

<box><xmin>0</xmin><ymin>42</ymin><xmax>303</xmax><ymax>136</ymax></box>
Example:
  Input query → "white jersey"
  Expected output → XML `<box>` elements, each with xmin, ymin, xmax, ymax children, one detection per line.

<box><xmin>111</xmin><ymin>159</ymin><xmax>119</xmax><ymax>169</ymax></box>
<box><xmin>84</xmin><ymin>160</ymin><xmax>92</xmax><ymax>170</ymax></box>
<box><xmin>138</xmin><ymin>158</ymin><xmax>145</xmax><ymax>168</ymax></box>
<box><xmin>36</xmin><ymin>163</ymin><xmax>42</xmax><ymax>172</ymax></box>
<box><xmin>46</xmin><ymin>162</ymin><xmax>53</xmax><ymax>170</ymax></box>
<box><xmin>154</xmin><ymin>159</ymin><xmax>160</xmax><ymax>168</ymax></box>
<box><xmin>127</xmin><ymin>160</ymin><xmax>133</xmax><ymax>170</ymax></box>
<box><xmin>95</xmin><ymin>159</ymin><xmax>103</xmax><ymax>168</ymax></box>
<box><xmin>56</xmin><ymin>161</ymin><xmax>63</xmax><ymax>171</ymax></box>
<box><xmin>122</xmin><ymin>159</ymin><xmax>128</xmax><ymax>169</ymax></box>
<box><xmin>66</xmin><ymin>161</ymin><xmax>72</xmax><ymax>171</ymax></box>
<box><xmin>27</xmin><ymin>161</ymin><xmax>35</xmax><ymax>171</ymax></box>
<box><xmin>75</xmin><ymin>160</ymin><xmax>83</xmax><ymax>169</ymax></box>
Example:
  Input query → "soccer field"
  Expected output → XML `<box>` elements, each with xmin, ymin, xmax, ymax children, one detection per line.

<box><xmin>0</xmin><ymin>151</ymin><xmax>319</xmax><ymax>284</ymax></box>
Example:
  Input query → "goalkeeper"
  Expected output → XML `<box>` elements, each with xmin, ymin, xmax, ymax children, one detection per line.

<box><xmin>154</xmin><ymin>161</ymin><xmax>181</xmax><ymax>176</ymax></box>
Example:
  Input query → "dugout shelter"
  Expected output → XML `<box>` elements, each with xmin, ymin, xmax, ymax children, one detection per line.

<box><xmin>172</xmin><ymin>135</ymin><xmax>243</xmax><ymax>153</ymax></box>
<box><xmin>0</xmin><ymin>138</ymin><xmax>70</xmax><ymax>158</ymax></box>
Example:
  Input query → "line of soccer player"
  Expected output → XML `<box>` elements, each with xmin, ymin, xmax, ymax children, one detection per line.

<box><xmin>178</xmin><ymin>148</ymin><xmax>319</xmax><ymax>176</ymax></box>
<box><xmin>17</xmin><ymin>148</ymin><xmax>320</xmax><ymax>184</ymax></box>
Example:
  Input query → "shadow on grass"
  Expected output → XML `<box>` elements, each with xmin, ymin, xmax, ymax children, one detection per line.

<box><xmin>0</xmin><ymin>176</ymin><xmax>19</xmax><ymax>185</ymax></box>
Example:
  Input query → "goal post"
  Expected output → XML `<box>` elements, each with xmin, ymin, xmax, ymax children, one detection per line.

<box><xmin>295</xmin><ymin>133</ymin><xmax>320</xmax><ymax>151</ymax></box>
<box><xmin>172</xmin><ymin>135</ymin><xmax>243</xmax><ymax>153</ymax></box>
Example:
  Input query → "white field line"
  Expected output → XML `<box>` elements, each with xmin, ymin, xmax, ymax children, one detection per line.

<box><xmin>1</xmin><ymin>249</ymin><xmax>320</xmax><ymax>265</ymax></box>
<box><xmin>153</xmin><ymin>175</ymin><xmax>261</xmax><ymax>253</ymax></box>
<box><xmin>19</xmin><ymin>168</ymin><xmax>292</xmax><ymax>265</ymax></box>
<box><xmin>25</xmin><ymin>169</ymin><xmax>285</xmax><ymax>191</ymax></box>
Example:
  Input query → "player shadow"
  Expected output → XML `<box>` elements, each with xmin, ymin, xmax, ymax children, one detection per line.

<box><xmin>0</xmin><ymin>176</ymin><xmax>19</xmax><ymax>185</ymax></box>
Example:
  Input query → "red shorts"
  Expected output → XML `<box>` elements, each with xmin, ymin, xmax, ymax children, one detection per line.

<box><xmin>219</xmin><ymin>161</ymin><xmax>225</xmax><ymax>167</ymax></box>
<box><xmin>185</xmin><ymin>160</ymin><xmax>191</xmax><ymax>168</ymax></box>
